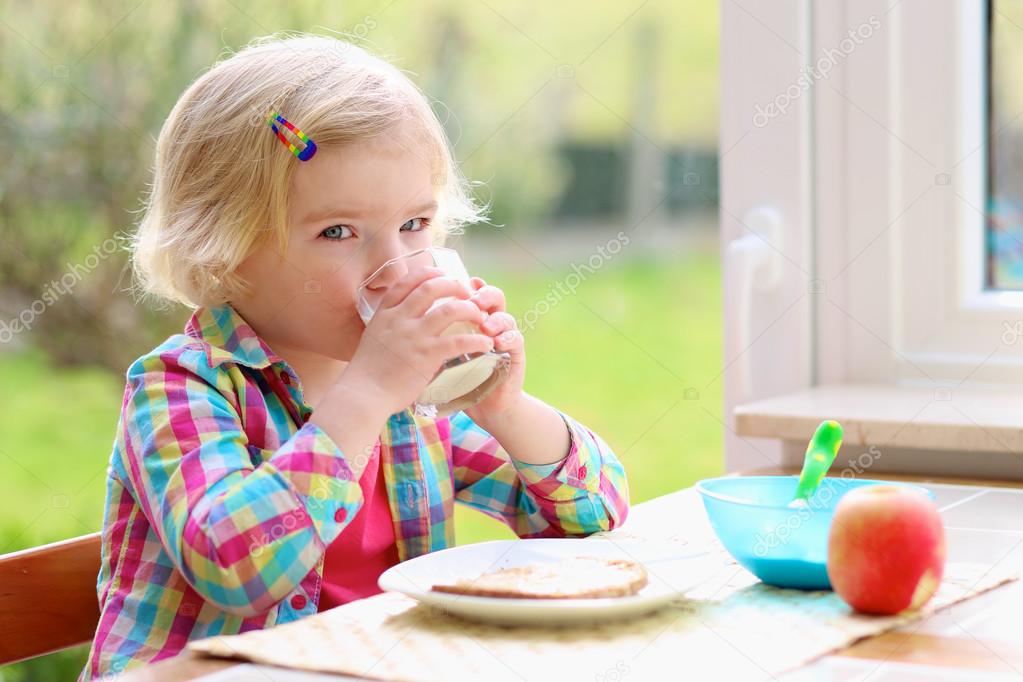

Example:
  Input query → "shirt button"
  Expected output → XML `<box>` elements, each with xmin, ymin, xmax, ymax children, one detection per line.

<box><xmin>290</xmin><ymin>594</ymin><xmax>307</xmax><ymax>610</ymax></box>
<box><xmin>578</xmin><ymin>465</ymin><xmax>588</xmax><ymax>479</ymax></box>
<box><xmin>334</xmin><ymin>508</ymin><xmax>348</xmax><ymax>523</ymax></box>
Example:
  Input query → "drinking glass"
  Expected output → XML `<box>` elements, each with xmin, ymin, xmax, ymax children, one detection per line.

<box><xmin>356</xmin><ymin>246</ymin><xmax>511</xmax><ymax>418</ymax></box>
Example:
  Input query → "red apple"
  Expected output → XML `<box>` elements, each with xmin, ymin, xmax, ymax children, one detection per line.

<box><xmin>827</xmin><ymin>485</ymin><xmax>945</xmax><ymax>615</ymax></box>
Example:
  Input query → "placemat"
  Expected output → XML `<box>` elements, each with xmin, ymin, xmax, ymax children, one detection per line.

<box><xmin>188</xmin><ymin>551</ymin><xmax>1014</xmax><ymax>681</ymax></box>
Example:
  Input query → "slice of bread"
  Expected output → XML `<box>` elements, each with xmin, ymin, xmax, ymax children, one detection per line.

<box><xmin>431</xmin><ymin>557</ymin><xmax>648</xmax><ymax>599</ymax></box>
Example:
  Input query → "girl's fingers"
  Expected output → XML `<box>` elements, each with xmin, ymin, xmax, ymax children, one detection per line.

<box><xmin>437</xmin><ymin>332</ymin><xmax>495</xmax><ymax>359</ymax></box>
<box><xmin>481</xmin><ymin>311</ymin><xmax>517</xmax><ymax>336</ymax></box>
<box><xmin>479</xmin><ymin>312</ymin><xmax>522</xmax><ymax>352</ymax></box>
<box><xmin>421</xmin><ymin>297</ymin><xmax>487</xmax><ymax>336</ymax></box>
<box><xmin>493</xmin><ymin>328</ymin><xmax>523</xmax><ymax>352</ymax></box>
<box><xmin>377</xmin><ymin>267</ymin><xmax>447</xmax><ymax>311</ymax></box>
<box><xmin>397</xmin><ymin>276</ymin><xmax>472</xmax><ymax>317</ymax></box>
<box><xmin>469</xmin><ymin>284</ymin><xmax>506</xmax><ymax>314</ymax></box>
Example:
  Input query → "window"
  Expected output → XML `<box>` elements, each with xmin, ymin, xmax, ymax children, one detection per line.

<box><xmin>809</xmin><ymin>0</ymin><xmax>1022</xmax><ymax>386</ymax></box>
<box><xmin>722</xmin><ymin>0</ymin><xmax>1023</xmax><ymax>475</ymax></box>
<box><xmin>988</xmin><ymin>2</ymin><xmax>1023</xmax><ymax>291</ymax></box>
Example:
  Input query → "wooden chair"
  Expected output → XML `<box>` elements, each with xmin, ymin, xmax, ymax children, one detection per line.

<box><xmin>0</xmin><ymin>532</ymin><xmax>102</xmax><ymax>664</ymax></box>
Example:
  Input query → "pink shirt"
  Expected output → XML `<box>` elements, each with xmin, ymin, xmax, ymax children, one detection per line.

<box><xmin>318</xmin><ymin>442</ymin><xmax>400</xmax><ymax>611</ymax></box>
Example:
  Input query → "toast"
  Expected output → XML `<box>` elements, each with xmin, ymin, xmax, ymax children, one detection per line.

<box><xmin>430</xmin><ymin>557</ymin><xmax>648</xmax><ymax>599</ymax></box>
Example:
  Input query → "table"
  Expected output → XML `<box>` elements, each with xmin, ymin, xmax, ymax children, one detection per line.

<box><xmin>120</xmin><ymin>474</ymin><xmax>1023</xmax><ymax>681</ymax></box>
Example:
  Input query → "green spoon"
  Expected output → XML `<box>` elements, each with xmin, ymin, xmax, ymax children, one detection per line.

<box><xmin>789</xmin><ymin>420</ymin><xmax>843</xmax><ymax>507</ymax></box>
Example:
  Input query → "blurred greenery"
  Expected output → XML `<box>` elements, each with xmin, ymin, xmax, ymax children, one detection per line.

<box><xmin>0</xmin><ymin>0</ymin><xmax>719</xmax><ymax>679</ymax></box>
<box><xmin>0</xmin><ymin>348</ymin><xmax>121</xmax><ymax>550</ymax></box>
<box><xmin>0</xmin><ymin>0</ymin><xmax>717</xmax><ymax>370</ymax></box>
<box><xmin>454</xmin><ymin>252</ymin><xmax>725</xmax><ymax>541</ymax></box>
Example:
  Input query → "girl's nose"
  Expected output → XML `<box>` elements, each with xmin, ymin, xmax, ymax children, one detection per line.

<box><xmin>364</xmin><ymin>248</ymin><xmax>434</xmax><ymax>293</ymax></box>
<box><xmin>365</xmin><ymin>257</ymin><xmax>409</xmax><ymax>292</ymax></box>
<box><xmin>356</xmin><ymin>248</ymin><xmax>435</xmax><ymax>323</ymax></box>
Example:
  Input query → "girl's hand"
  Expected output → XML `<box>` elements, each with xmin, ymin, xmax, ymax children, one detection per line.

<box><xmin>342</xmin><ymin>268</ymin><xmax>495</xmax><ymax>417</ymax></box>
<box><xmin>464</xmin><ymin>276</ymin><xmax>526</xmax><ymax>421</ymax></box>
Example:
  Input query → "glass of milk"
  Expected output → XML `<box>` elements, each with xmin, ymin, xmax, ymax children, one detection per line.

<box><xmin>356</xmin><ymin>246</ymin><xmax>511</xmax><ymax>419</ymax></box>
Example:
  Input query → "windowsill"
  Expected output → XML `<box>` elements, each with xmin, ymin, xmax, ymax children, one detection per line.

<box><xmin>734</xmin><ymin>384</ymin><xmax>1023</xmax><ymax>455</ymax></box>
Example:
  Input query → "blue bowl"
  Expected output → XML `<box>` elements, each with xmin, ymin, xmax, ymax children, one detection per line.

<box><xmin>695</xmin><ymin>476</ymin><xmax>934</xmax><ymax>590</ymax></box>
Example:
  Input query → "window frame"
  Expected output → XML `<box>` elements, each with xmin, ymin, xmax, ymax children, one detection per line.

<box><xmin>722</xmin><ymin>0</ymin><xmax>1023</xmax><ymax>474</ymax></box>
<box><xmin>814</xmin><ymin>0</ymin><xmax>1023</xmax><ymax>387</ymax></box>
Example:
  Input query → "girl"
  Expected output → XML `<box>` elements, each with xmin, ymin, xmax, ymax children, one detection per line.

<box><xmin>81</xmin><ymin>33</ymin><xmax>629</xmax><ymax>679</ymax></box>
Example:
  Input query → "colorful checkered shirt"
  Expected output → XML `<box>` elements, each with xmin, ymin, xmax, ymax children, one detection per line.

<box><xmin>81</xmin><ymin>304</ymin><xmax>629</xmax><ymax>679</ymax></box>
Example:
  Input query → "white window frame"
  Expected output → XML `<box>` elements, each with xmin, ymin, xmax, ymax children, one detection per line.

<box><xmin>720</xmin><ymin>0</ymin><xmax>815</xmax><ymax>471</ymax></box>
<box><xmin>817</xmin><ymin>0</ymin><xmax>1023</xmax><ymax>386</ymax></box>
<box><xmin>721</xmin><ymin>0</ymin><xmax>1023</xmax><ymax>472</ymax></box>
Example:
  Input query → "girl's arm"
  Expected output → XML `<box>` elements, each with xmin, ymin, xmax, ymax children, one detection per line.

<box><xmin>465</xmin><ymin>392</ymin><xmax>571</xmax><ymax>465</ymax></box>
<box><xmin>449</xmin><ymin>400</ymin><xmax>629</xmax><ymax>537</ymax></box>
<box><xmin>115</xmin><ymin>345</ymin><xmax>380</xmax><ymax>617</ymax></box>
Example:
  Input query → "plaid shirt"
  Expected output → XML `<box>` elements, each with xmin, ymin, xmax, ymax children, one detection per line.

<box><xmin>81</xmin><ymin>304</ymin><xmax>629</xmax><ymax>679</ymax></box>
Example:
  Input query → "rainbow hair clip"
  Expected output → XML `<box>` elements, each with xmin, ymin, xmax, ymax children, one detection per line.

<box><xmin>266</xmin><ymin>112</ymin><xmax>317</xmax><ymax>161</ymax></box>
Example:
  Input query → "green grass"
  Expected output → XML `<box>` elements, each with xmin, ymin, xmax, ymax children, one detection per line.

<box><xmin>0</xmin><ymin>253</ymin><xmax>723</xmax><ymax>678</ymax></box>
<box><xmin>455</xmin><ymin>251</ymin><xmax>725</xmax><ymax>542</ymax></box>
<box><xmin>0</xmin><ymin>349</ymin><xmax>123</xmax><ymax>555</ymax></box>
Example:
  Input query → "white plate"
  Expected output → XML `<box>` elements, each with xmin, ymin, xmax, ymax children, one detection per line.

<box><xmin>377</xmin><ymin>538</ymin><xmax>718</xmax><ymax>626</ymax></box>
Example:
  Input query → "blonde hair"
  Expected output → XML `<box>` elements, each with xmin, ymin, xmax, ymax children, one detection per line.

<box><xmin>133</xmin><ymin>33</ymin><xmax>485</xmax><ymax>308</ymax></box>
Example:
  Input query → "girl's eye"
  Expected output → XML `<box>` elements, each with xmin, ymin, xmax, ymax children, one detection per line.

<box><xmin>320</xmin><ymin>225</ymin><xmax>353</xmax><ymax>241</ymax></box>
<box><xmin>401</xmin><ymin>217</ymin><xmax>430</xmax><ymax>232</ymax></box>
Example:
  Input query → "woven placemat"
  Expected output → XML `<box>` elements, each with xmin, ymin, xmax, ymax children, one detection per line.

<box><xmin>188</xmin><ymin>553</ymin><xmax>1015</xmax><ymax>681</ymax></box>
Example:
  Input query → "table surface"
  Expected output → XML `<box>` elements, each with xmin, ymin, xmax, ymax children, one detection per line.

<box><xmin>119</xmin><ymin>473</ymin><xmax>1023</xmax><ymax>681</ymax></box>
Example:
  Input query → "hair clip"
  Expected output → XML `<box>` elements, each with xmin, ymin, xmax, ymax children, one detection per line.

<box><xmin>266</xmin><ymin>112</ymin><xmax>317</xmax><ymax>161</ymax></box>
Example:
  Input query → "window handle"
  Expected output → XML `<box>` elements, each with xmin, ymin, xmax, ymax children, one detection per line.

<box><xmin>724</xmin><ymin>206</ymin><xmax>783</xmax><ymax>400</ymax></box>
